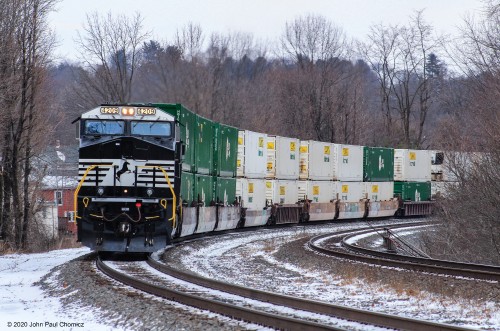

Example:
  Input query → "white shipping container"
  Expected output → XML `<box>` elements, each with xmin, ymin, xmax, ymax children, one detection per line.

<box><xmin>394</xmin><ymin>149</ymin><xmax>431</xmax><ymax>182</ymax></box>
<box><xmin>438</xmin><ymin>151</ymin><xmax>482</xmax><ymax>182</ymax></box>
<box><xmin>237</xmin><ymin>130</ymin><xmax>267</xmax><ymax>178</ymax></box>
<box><xmin>266</xmin><ymin>180</ymin><xmax>299</xmax><ymax>205</ymax></box>
<box><xmin>299</xmin><ymin>140</ymin><xmax>334</xmax><ymax>180</ymax></box>
<box><xmin>267</xmin><ymin>136</ymin><xmax>300</xmax><ymax>179</ymax></box>
<box><xmin>298</xmin><ymin>180</ymin><xmax>308</xmax><ymax>201</ymax></box>
<box><xmin>298</xmin><ymin>180</ymin><xmax>336</xmax><ymax>203</ymax></box>
<box><xmin>236</xmin><ymin>178</ymin><xmax>268</xmax><ymax>210</ymax></box>
<box><xmin>266</xmin><ymin>136</ymin><xmax>276</xmax><ymax>178</ymax></box>
<box><xmin>430</xmin><ymin>150</ymin><xmax>444</xmax><ymax>181</ymax></box>
<box><xmin>299</xmin><ymin>141</ymin><xmax>309</xmax><ymax>179</ymax></box>
<box><xmin>332</xmin><ymin>144</ymin><xmax>364</xmax><ymax>181</ymax></box>
<box><xmin>364</xmin><ymin>182</ymin><xmax>394</xmax><ymax>201</ymax></box>
<box><xmin>336</xmin><ymin>181</ymin><xmax>365</xmax><ymax>202</ymax></box>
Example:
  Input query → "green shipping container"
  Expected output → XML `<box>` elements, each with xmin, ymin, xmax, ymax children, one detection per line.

<box><xmin>394</xmin><ymin>181</ymin><xmax>431</xmax><ymax>201</ymax></box>
<box><xmin>363</xmin><ymin>147</ymin><xmax>394</xmax><ymax>182</ymax></box>
<box><xmin>213</xmin><ymin>123</ymin><xmax>238</xmax><ymax>177</ymax></box>
<box><xmin>154</xmin><ymin>103</ymin><xmax>196</xmax><ymax>173</ymax></box>
<box><xmin>194</xmin><ymin>174</ymin><xmax>215</xmax><ymax>207</ymax></box>
<box><xmin>180</xmin><ymin>171</ymin><xmax>195</xmax><ymax>205</ymax></box>
<box><xmin>195</xmin><ymin>116</ymin><xmax>214</xmax><ymax>175</ymax></box>
<box><xmin>215</xmin><ymin>177</ymin><xmax>237</xmax><ymax>205</ymax></box>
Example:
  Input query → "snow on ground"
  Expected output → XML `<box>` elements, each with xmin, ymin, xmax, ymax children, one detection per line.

<box><xmin>0</xmin><ymin>247</ymin><xmax>121</xmax><ymax>331</ymax></box>
<box><xmin>174</xmin><ymin>225</ymin><xmax>500</xmax><ymax>330</ymax></box>
<box><xmin>1</xmin><ymin>221</ymin><xmax>497</xmax><ymax>330</ymax></box>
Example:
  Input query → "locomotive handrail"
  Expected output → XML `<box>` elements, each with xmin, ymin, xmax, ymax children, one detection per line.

<box><xmin>136</xmin><ymin>165</ymin><xmax>177</xmax><ymax>226</ymax></box>
<box><xmin>73</xmin><ymin>164</ymin><xmax>99</xmax><ymax>221</ymax></box>
<box><xmin>73</xmin><ymin>164</ymin><xmax>176</xmax><ymax>226</ymax></box>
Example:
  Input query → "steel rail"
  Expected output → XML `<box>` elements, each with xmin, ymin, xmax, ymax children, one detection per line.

<box><xmin>96</xmin><ymin>257</ymin><xmax>343</xmax><ymax>331</ymax></box>
<box><xmin>147</xmin><ymin>228</ymin><xmax>472</xmax><ymax>331</ymax></box>
<box><xmin>339</xmin><ymin>229</ymin><xmax>500</xmax><ymax>281</ymax></box>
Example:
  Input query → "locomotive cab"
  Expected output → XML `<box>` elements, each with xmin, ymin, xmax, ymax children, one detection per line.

<box><xmin>75</xmin><ymin>105</ymin><xmax>181</xmax><ymax>252</ymax></box>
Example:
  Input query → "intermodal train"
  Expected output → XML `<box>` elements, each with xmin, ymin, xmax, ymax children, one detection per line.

<box><xmin>74</xmin><ymin>103</ymin><xmax>438</xmax><ymax>253</ymax></box>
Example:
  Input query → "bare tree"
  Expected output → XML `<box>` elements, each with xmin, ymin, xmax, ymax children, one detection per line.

<box><xmin>0</xmin><ymin>0</ymin><xmax>56</xmax><ymax>250</ymax></box>
<box><xmin>358</xmin><ymin>23</ymin><xmax>400</xmax><ymax>144</ymax></box>
<box><xmin>175</xmin><ymin>22</ymin><xmax>204</xmax><ymax>62</ymax></box>
<box><xmin>448</xmin><ymin>1</ymin><xmax>500</xmax><ymax>150</ymax></box>
<box><xmin>74</xmin><ymin>11</ymin><xmax>148</xmax><ymax>107</ymax></box>
<box><xmin>359</xmin><ymin>11</ymin><xmax>444</xmax><ymax>148</ymax></box>
<box><xmin>170</xmin><ymin>23</ymin><xmax>207</xmax><ymax>113</ymax></box>
<box><xmin>279</xmin><ymin>14</ymin><xmax>350</xmax><ymax>142</ymax></box>
<box><xmin>422</xmin><ymin>1</ymin><xmax>500</xmax><ymax>264</ymax></box>
<box><xmin>205</xmin><ymin>31</ymin><xmax>260</xmax><ymax>123</ymax></box>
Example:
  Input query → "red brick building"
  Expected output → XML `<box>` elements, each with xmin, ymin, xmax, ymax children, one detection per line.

<box><xmin>40</xmin><ymin>176</ymin><xmax>79</xmax><ymax>234</ymax></box>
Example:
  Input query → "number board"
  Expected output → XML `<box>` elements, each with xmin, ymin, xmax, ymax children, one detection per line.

<box><xmin>100</xmin><ymin>107</ymin><xmax>119</xmax><ymax>114</ymax></box>
<box><xmin>137</xmin><ymin>107</ymin><xmax>156</xmax><ymax>115</ymax></box>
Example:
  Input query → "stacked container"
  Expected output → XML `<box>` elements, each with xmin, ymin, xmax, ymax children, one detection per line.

<box><xmin>364</xmin><ymin>182</ymin><xmax>394</xmax><ymax>201</ymax></box>
<box><xmin>337</xmin><ymin>182</ymin><xmax>364</xmax><ymax>201</ymax></box>
<box><xmin>299</xmin><ymin>141</ymin><xmax>335</xmax><ymax>220</ymax></box>
<box><xmin>236</xmin><ymin>130</ymin><xmax>271</xmax><ymax>226</ymax></box>
<box><xmin>211</xmin><ymin>123</ymin><xmax>239</xmax><ymax>231</ymax></box>
<box><xmin>299</xmin><ymin>141</ymin><xmax>334</xmax><ymax>180</ymax></box>
<box><xmin>235</xmin><ymin>178</ymin><xmax>268</xmax><ymax>226</ymax></box>
<box><xmin>213</xmin><ymin>123</ymin><xmax>238</xmax><ymax>178</ymax></box>
<box><xmin>332</xmin><ymin>144</ymin><xmax>364</xmax><ymax>181</ymax></box>
<box><xmin>265</xmin><ymin>180</ymin><xmax>299</xmax><ymax>205</ymax></box>
<box><xmin>394</xmin><ymin>149</ymin><xmax>431</xmax><ymax>182</ymax></box>
<box><xmin>298</xmin><ymin>141</ymin><xmax>365</xmax><ymax>220</ymax></box>
<box><xmin>266</xmin><ymin>136</ymin><xmax>300</xmax><ymax>179</ymax></box>
<box><xmin>363</xmin><ymin>147</ymin><xmax>394</xmax><ymax>182</ymax></box>
<box><xmin>361</xmin><ymin>146</ymin><xmax>398</xmax><ymax>218</ymax></box>
<box><xmin>212</xmin><ymin>123</ymin><xmax>238</xmax><ymax>207</ymax></box>
<box><xmin>215</xmin><ymin>177</ymin><xmax>236</xmax><ymax>206</ymax></box>
<box><xmin>155</xmin><ymin>104</ymin><xmax>240</xmax><ymax>235</ymax></box>
<box><xmin>154</xmin><ymin>103</ymin><xmax>196</xmax><ymax>173</ymax></box>
<box><xmin>237</xmin><ymin>130</ymin><xmax>267</xmax><ymax>178</ymax></box>
<box><xmin>265</xmin><ymin>136</ymin><xmax>300</xmax><ymax>208</ymax></box>
<box><xmin>393</xmin><ymin>149</ymin><xmax>432</xmax><ymax>202</ymax></box>
<box><xmin>394</xmin><ymin>181</ymin><xmax>431</xmax><ymax>201</ymax></box>
<box><xmin>298</xmin><ymin>180</ymin><xmax>336</xmax><ymax>204</ymax></box>
<box><xmin>336</xmin><ymin>181</ymin><xmax>367</xmax><ymax>219</ymax></box>
<box><xmin>297</xmin><ymin>180</ymin><xmax>337</xmax><ymax>221</ymax></box>
<box><xmin>155</xmin><ymin>104</ymin><xmax>196</xmax><ymax>207</ymax></box>
<box><xmin>332</xmin><ymin>144</ymin><xmax>365</xmax><ymax>219</ymax></box>
<box><xmin>298</xmin><ymin>140</ymin><xmax>338</xmax><ymax>203</ymax></box>
<box><xmin>180</xmin><ymin>171</ymin><xmax>195</xmax><ymax>206</ymax></box>
<box><xmin>195</xmin><ymin>117</ymin><xmax>214</xmax><ymax>175</ymax></box>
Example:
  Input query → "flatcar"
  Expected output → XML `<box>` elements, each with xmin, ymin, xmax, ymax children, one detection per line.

<box><xmin>74</xmin><ymin>103</ymin><xmax>434</xmax><ymax>253</ymax></box>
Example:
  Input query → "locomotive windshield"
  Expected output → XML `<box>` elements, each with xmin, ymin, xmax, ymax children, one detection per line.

<box><xmin>131</xmin><ymin>121</ymin><xmax>171</xmax><ymax>137</ymax></box>
<box><xmin>85</xmin><ymin>120</ymin><xmax>125</xmax><ymax>135</ymax></box>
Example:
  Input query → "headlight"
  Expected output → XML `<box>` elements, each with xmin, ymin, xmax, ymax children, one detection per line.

<box><xmin>121</xmin><ymin>107</ymin><xmax>135</xmax><ymax>116</ymax></box>
<box><xmin>97</xmin><ymin>187</ymin><xmax>104</xmax><ymax>196</ymax></box>
<box><xmin>146</xmin><ymin>188</ymin><xmax>154</xmax><ymax>197</ymax></box>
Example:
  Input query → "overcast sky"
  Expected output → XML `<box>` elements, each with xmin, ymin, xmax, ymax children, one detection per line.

<box><xmin>49</xmin><ymin>0</ymin><xmax>485</xmax><ymax>61</ymax></box>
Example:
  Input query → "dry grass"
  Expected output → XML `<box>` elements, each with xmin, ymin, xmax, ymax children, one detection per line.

<box><xmin>0</xmin><ymin>233</ymin><xmax>81</xmax><ymax>256</ymax></box>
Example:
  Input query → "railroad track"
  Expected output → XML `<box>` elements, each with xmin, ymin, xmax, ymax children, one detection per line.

<box><xmin>96</xmin><ymin>222</ymin><xmax>473</xmax><ymax>331</ymax></box>
<box><xmin>97</xmin><ymin>256</ymin><xmax>343</xmax><ymax>331</ymax></box>
<box><xmin>309</xmin><ymin>224</ymin><xmax>500</xmax><ymax>282</ymax></box>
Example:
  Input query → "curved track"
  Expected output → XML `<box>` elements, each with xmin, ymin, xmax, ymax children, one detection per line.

<box><xmin>97</xmin><ymin>256</ymin><xmax>343</xmax><ymax>331</ymax></box>
<box><xmin>309</xmin><ymin>223</ymin><xmax>500</xmax><ymax>282</ymax></box>
<box><xmin>96</xmin><ymin>223</ymin><xmax>474</xmax><ymax>331</ymax></box>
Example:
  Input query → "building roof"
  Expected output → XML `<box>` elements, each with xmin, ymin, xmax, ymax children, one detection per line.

<box><xmin>37</xmin><ymin>143</ymin><xmax>79</xmax><ymax>177</ymax></box>
<box><xmin>41</xmin><ymin>176</ymin><xmax>79</xmax><ymax>190</ymax></box>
